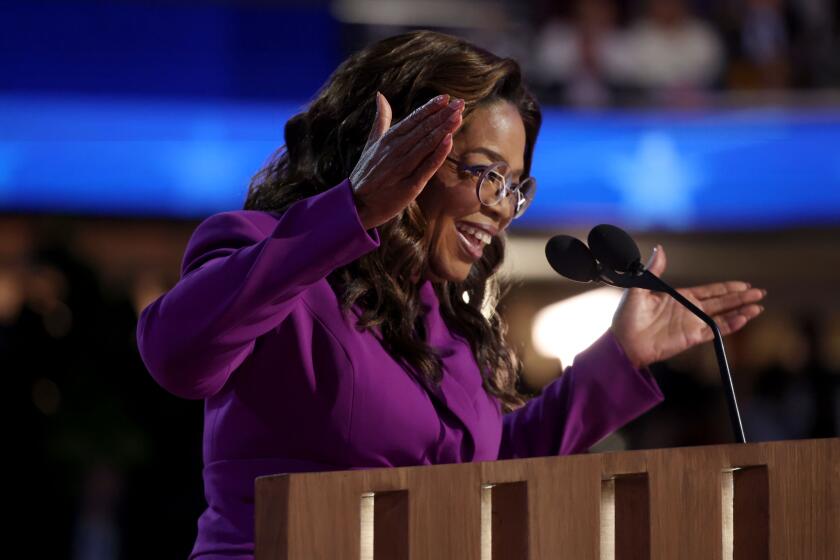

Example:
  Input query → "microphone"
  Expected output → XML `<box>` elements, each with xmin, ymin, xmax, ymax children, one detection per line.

<box><xmin>545</xmin><ymin>225</ymin><xmax>747</xmax><ymax>444</ymax></box>
<box><xmin>544</xmin><ymin>235</ymin><xmax>599</xmax><ymax>282</ymax></box>
<box><xmin>587</xmin><ymin>224</ymin><xmax>642</xmax><ymax>275</ymax></box>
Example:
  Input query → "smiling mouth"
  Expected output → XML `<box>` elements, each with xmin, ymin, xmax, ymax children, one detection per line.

<box><xmin>455</xmin><ymin>222</ymin><xmax>492</xmax><ymax>260</ymax></box>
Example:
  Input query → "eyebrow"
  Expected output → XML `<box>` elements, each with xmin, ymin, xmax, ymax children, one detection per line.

<box><xmin>461</xmin><ymin>147</ymin><xmax>524</xmax><ymax>177</ymax></box>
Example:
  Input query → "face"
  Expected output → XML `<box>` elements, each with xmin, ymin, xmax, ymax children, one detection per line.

<box><xmin>417</xmin><ymin>100</ymin><xmax>527</xmax><ymax>283</ymax></box>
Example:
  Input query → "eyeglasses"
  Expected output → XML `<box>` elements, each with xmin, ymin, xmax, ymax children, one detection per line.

<box><xmin>445</xmin><ymin>156</ymin><xmax>536</xmax><ymax>219</ymax></box>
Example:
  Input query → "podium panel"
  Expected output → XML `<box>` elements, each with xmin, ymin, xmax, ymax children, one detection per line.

<box><xmin>256</xmin><ymin>438</ymin><xmax>839</xmax><ymax>559</ymax></box>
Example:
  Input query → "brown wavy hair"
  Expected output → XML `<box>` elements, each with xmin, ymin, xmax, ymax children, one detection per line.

<box><xmin>244</xmin><ymin>30</ymin><xmax>541</xmax><ymax>412</ymax></box>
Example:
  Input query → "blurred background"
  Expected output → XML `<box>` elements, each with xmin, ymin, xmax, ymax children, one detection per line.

<box><xmin>2</xmin><ymin>0</ymin><xmax>839</xmax><ymax>557</ymax></box>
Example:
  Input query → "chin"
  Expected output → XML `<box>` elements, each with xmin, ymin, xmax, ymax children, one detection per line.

<box><xmin>426</xmin><ymin>233</ymin><xmax>477</xmax><ymax>283</ymax></box>
<box><xmin>428</xmin><ymin>258</ymin><xmax>472</xmax><ymax>284</ymax></box>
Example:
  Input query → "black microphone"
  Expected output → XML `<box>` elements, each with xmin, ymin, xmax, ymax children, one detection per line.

<box><xmin>545</xmin><ymin>225</ymin><xmax>747</xmax><ymax>444</ymax></box>
<box><xmin>544</xmin><ymin>235</ymin><xmax>599</xmax><ymax>282</ymax></box>
<box><xmin>587</xmin><ymin>224</ymin><xmax>642</xmax><ymax>275</ymax></box>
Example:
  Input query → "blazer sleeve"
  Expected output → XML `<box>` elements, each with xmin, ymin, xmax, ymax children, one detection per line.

<box><xmin>498</xmin><ymin>330</ymin><xmax>664</xmax><ymax>459</ymax></box>
<box><xmin>136</xmin><ymin>179</ymin><xmax>379</xmax><ymax>400</ymax></box>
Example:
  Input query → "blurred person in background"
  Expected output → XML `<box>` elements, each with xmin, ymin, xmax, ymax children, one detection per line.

<box><xmin>720</xmin><ymin>0</ymin><xmax>840</xmax><ymax>90</ymax></box>
<box><xmin>5</xmin><ymin>239</ymin><xmax>136</xmax><ymax>559</ymax></box>
<box><xmin>734</xmin><ymin>0</ymin><xmax>792</xmax><ymax>89</ymax></box>
<box><xmin>624</xmin><ymin>0</ymin><xmax>724</xmax><ymax>104</ymax></box>
<box><xmin>534</xmin><ymin>0</ymin><xmax>636</xmax><ymax>107</ymax></box>
<box><xmin>741</xmin><ymin>314</ymin><xmax>840</xmax><ymax>441</ymax></box>
<box><xmin>780</xmin><ymin>0</ymin><xmax>839</xmax><ymax>87</ymax></box>
<box><xmin>136</xmin><ymin>30</ymin><xmax>765</xmax><ymax>559</ymax></box>
<box><xmin>3</xmin><ymin>231</ymin><xmax>204</xmax><ymax>559</ymax></box>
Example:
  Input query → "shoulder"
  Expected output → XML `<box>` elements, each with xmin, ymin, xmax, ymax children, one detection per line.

<box><xmin>181</xmin><ymin>210</ymin><xmax>282</xmax><ymax>276</ymax></box>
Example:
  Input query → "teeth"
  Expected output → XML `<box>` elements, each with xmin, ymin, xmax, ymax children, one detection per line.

<box><xmin>456</xmin><ymin>223</ymin><xmax>492</xmax><ymax>245</ymax></box>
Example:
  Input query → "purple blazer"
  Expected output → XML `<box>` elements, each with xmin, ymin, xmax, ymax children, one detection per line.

<box><xmin>136</xmin><ymin>179</ymin><xmax>663</xmax><ymax>559</ymax></box>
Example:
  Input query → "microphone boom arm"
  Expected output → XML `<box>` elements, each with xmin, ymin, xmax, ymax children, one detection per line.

<box><xmin>598</xmin><ymin>266</ymin><xmax>747</xmax><ymax>444</ymax></box>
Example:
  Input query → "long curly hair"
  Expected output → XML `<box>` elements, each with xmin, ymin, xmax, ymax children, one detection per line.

<box><xmin>244</xmin><ymin>30</ymin><xmax>541</xmax><ymax>412</ymax></box>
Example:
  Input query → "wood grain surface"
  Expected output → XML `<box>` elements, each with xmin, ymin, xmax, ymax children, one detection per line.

<box><xmin>255</xmin><ymin>438</ymin><xmax>839</xmax><ymax>559</ymax></box>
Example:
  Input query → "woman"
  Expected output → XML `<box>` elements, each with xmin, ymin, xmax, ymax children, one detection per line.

<box><xmin>136</xmin><ymin>31</ymin><xmax>765</xmax><ymax>559</ymax></box>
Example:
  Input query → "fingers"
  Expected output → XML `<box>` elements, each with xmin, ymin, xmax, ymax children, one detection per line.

<box><xmin>398</xmin><ymin>99</ymin><xmax>463</xmax><ymax>169</ymax></box>
<box><xmin>696</xmin><ymin>303</ymin><xmax>764</xmax><ymax>343</ymax></box>
<box><xmin>646</xmin><ymin>244</ymin><xmax>667</xmax><ymax>276</ymax></box>
<box><xmin>687</xmin><ymin>281</ymin><xmax>753</xmax><ymax>300</ymax></box>
<box><xmin>366</xmin><ymin>92</ymin><xmax>393</xmax><ymax>146</ymax></box>
<box><xmin>393</xmin><ymin>97</ymin><xmax>464</xmax><ymax>158</ymax></box>
<box><xmin>700</xmin><ymin>287</ymin><xmax>766</xmax><ymax>316</ymax></box>
<box><xmin>348</xmin><ymin>93</ymin><xmax>464</xmax><ymax>230</ymax></box>
<box><xmin>389</xmin><ymin>94</ymin><xmax>452</xmax><ymax>139</ymax></box>
<box><xmin>713</xmin><ymin>303</ymin><xmax>764</xmax><ymax>336</ymax></box>
<box><xmin>405</xmin><ymin>132</ymin><xmax>453</xmax><ymax>189</ymax></box>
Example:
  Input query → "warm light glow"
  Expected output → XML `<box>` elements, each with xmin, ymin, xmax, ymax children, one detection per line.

<box><xmin>532</xmin><ymin>287</ymin><xmax>623</xmax><ymax>367</ymax></box>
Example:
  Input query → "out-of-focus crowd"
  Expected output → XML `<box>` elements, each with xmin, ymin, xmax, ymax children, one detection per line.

<box><xmin>514</xmin><ymin>0</ymin><xmax>839</xmax><ymax>107</ymax></box>
<box><xmin>2</xmin><ymin>223</ymin><xmax>204</xmax><ymax>560</ymax></box>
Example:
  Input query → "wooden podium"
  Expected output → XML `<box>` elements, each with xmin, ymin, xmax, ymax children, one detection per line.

<box><xmin>255</xmin><ymin>438</ymin><xmax>838</xmax><ymax>559</ymax></box>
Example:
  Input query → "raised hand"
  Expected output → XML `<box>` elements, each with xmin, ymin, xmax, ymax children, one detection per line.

<box><xmin>350</xmin><ymin>92</ymin><xmax>464</xmax><ymax>230</ymax></box>
<box><xmin>611</xmin><ymin>245</ymin><xmax>766</xmax><ymax>368</ymax></box>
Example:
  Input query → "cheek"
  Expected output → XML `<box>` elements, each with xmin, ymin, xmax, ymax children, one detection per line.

<box><xmin>419</xmin><ymin>175</ymin><xmax>478</xmax><ymax>222</ymax></box>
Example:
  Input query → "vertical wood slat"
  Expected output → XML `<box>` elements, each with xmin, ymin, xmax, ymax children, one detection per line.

<box><xmin>765</xmin><ymin>438</ymin><xmax>840</xmax><ymax>559</ymax></box>
<box><xmin>408</xmin><ymin>462</ymin><xmax>482</xmax><ymax>559</ymax></box>
<box><xmin>255</xmin><ymin>475</ymin><xmax>290</xmax><ymax>560</ymax></box>
<box><xmin>722</xmin><ymin>470</ymin><xmax>735</xmax><ymax>560</ymax></box>
<box><xmin>534</xmin><ymin>454</ymin><xmax>602</xmax><ymax>558</ymax></box>
<box><xmin>509</xmin><ymin>454</ymin><xmax>602</xmax><ymax>558</ymax></box>
<box><xmin>255</xmin><ymin>439</ymin><xmax>839</xmax><ymax>560</ymax></box>
<box><xmin>601</xmin><ymin>473</ymin><xmax>651</xmax><ymax>560</ymax></box>
<box><xmin>481</xmin><ymin>454</ymin><xmax>603</xmax><ymax>558</ymax></box>
<box><xmin>600</xmin><ymin>479</ymin><xmax>615</xmax><ymax>560</ymax></box>
<box><xmin>290</xmin><ymin>471</ymin><xmax>362</xmax><ymax>560</ymax></box>
<box><xmin>255</xmin><ymin>470</ymin><xmax>362</xmax><ymax>560</ymax></box>
<box><xmin>360</xmin><ymin>493</ymin><xmax>374</xmax><ymax>560</ymax></box>
<box><xmin>648</xmin><ymin>447</ymin><xmax>724</xmax><ymax>560</ymax></box>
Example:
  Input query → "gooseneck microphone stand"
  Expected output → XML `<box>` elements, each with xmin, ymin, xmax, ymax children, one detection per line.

<box><xmin>598</xmin><ymin>264</ymin><xmax>747</xmax><ymax>444</ymax></box>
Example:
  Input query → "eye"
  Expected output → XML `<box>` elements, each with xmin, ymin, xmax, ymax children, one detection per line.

<box><xmin>464</xmin><ymin>164</ymin><xmax>488</xmax><ymax>177</ymax></box>
<box><xmin>485</xmin><ymin>169</ymin><xmax>506</xmax><ymax>188</ymax></box>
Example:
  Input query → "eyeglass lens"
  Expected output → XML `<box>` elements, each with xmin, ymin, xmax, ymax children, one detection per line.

<box><xmin>478</xmin><ymin>165</ymin><xmax>535</xmax><ymax>218</ymax></box>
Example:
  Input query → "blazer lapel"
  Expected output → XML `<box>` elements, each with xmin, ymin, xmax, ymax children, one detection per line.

<box><xmin>345</xmin><ymin>280</ymin><xmax>493</xmax><ymax>462</ymax></box>
<box><xmin>419</xmin><ymin>281</ymin><xmax>487</xmax><ymax>461</ymax></box>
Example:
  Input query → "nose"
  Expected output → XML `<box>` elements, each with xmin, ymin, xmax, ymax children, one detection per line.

<box><xmin>482</xmin><ymin>193</ymin><xmax>515</xmax><ymax>228</ymax></box>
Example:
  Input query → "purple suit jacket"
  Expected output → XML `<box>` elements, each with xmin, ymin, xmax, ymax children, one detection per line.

<box><xmin>136</xmin><ymin>179</ymin><xmax>663</xmax><ymax>559</ymax></box>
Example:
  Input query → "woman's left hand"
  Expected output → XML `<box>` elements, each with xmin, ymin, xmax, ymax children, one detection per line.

<box><xmin>611</xmin><ymin>245</ymin><xmax>766</xmax><ymax>369</ymax></box>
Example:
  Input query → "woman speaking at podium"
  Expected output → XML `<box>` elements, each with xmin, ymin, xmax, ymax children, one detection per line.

<box><xmin>136</xmin><ymin>30</ymin><xmax>765</xmax><ymax>559</ymax></box>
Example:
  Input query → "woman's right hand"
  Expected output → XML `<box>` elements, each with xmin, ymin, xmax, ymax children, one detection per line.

<box><xmin>350</xmin><ymin>93</ymin><xmax>465</xmax><ymax>230</ymax></box>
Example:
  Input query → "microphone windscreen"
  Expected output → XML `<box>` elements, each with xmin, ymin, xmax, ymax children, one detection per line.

<box><xmin>545</xmin><ymin>235</ymin><xmax>598</xmax><ymax>282</ymax></box>
<box><xmin>587</xmin><ymin>224</ymin><xmax>641</xmax><ymax>273</ymax></box>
